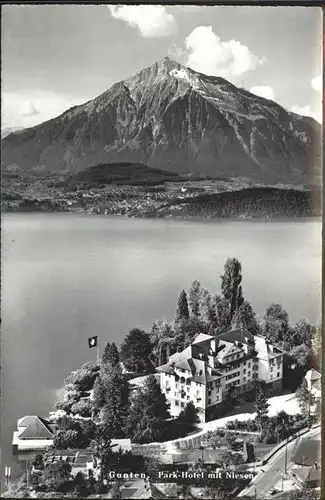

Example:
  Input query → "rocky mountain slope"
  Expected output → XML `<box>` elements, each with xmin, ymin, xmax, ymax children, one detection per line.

<box><xmin>1</xmin><ymin>57</ymin><xmax>321</xmax><ymax>184</ymax></box>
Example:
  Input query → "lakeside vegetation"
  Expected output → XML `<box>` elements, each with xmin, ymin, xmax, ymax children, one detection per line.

<box><xmin>7</xmin><ymin>258</ymin><xmax>319</xmax><ymax>499</ymax></box>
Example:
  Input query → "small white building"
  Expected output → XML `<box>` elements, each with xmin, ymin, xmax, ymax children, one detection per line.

<box><xmin>12</xmin><ymin>415</ymin><xmax>56</xmax><ymax>454</ymax></box>
<box><xmin>304</xmin><ymin>368</ymin><xmax>321</xmax><ymax>400</ymax></box>
<box><xmin>157</xmin><ymin>328</ymin><xmax>284</xmax><ymax>422</ymax></box>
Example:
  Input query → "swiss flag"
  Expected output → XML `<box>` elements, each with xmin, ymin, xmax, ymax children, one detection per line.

<box><xmin>88</xmin><ymin>336</ymin><xmax>98</xmax><ymax>348</ymax></box>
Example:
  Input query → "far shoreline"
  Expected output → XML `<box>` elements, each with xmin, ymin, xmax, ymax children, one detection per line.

<box><xmin>2</xmin><ymin>210</ymin><xmax>322</xmax><ymax>225</ymax></box>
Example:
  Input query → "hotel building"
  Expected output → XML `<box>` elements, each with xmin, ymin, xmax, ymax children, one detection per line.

<box><xmin>156</xmin><ymin>328</ymin><xmax>283</xmax><ymax>422</ymax></box>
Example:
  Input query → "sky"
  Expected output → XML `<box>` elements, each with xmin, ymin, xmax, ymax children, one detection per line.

<box><xmin>2</xmin><ymin>5</ymin><xmax>323</xmax><ymax>130</ymax></box>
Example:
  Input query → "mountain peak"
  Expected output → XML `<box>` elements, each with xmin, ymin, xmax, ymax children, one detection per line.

<box><xmin>2</xmin><ymin>58</ymin><xmax>320</xmax><ymax>184</ymax></box>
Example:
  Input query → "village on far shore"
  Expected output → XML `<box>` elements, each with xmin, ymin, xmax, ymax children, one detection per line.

<box><xmin>5</xmin><ymin>259</ymin><xmax>321</xmax><ymax>500</ymax></box>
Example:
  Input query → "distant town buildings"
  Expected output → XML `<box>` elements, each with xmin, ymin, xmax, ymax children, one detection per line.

<box><xmin>157</xmin><ymin>328</ymin><xmax>284</xmax><ymax>422</ymax></box>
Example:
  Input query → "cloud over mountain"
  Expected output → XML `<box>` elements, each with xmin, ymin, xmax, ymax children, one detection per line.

<box><xmin>250</xmin><ymin>86</ymin><xmax>275</xmax><ymax>100</ymax></box>
<box><xmin>185</xmin><ymin>26</ymin><xmax>264</xmax><ymax>82</ymax></box>
<box><xmin>107</xmin><ymin>6</ymin><xmax>177</xmax><ymax>38</ymax></box>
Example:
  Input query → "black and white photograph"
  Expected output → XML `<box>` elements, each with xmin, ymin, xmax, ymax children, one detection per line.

<box><xmin>1</xmin><ymin>4</ymin><xmax>322</xmax><ymax>500</ymax></box>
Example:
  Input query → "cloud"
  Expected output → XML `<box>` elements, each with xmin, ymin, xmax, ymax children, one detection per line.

<box><xmin>185</xmin><ymin>26</ymin><xmax>264</xmax><ymax>81</ymax></box>
<box><xmin>250</xmin><ymin>86</ymin><xmax>275</xmax><ymax>100</ymax></box>
<box><xmin>107</xmin><ymin>6</ymin><xmax>177</xmax><ymax>38</ymax></box>
<box><xmin>311</xmin><ymin>75</ymin><xmax>322</xmax><ymax>92</ymax></box>
<box><xmin>2</xmin><ymin>91</ymin><xmax>87</xmax><ymax>129</ymax></box>
<box><xmin>290</xmin><ymin>104</ymin><xmax>322</xmax><ymax>124</ymax></box>
<box><xmin>20</xmin><ymin>101</ymin><xmax>40</xmax><ymax>117</ymax></box>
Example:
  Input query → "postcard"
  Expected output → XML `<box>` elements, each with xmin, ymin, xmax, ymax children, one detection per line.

<box><xmin>1</xmin><ymin>3</ymin><xmax>322</xmax><ymax>499</ymax></box>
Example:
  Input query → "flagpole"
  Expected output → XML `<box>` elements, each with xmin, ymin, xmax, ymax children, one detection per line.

<box><xmin>97</xmin><ymin>337</ymin><xmax>100</xmax><ymax>365</ymax></box>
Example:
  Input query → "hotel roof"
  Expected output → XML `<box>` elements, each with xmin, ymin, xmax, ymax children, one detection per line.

<box><xmin>17</xmin><ymin>416</ymin><xmax>55</xmax><ymax>440</ymax></box>
<box><xmin>305</xmin><ymin>368</ymin><xmax>321</xmax><ymax>381</ymax></box>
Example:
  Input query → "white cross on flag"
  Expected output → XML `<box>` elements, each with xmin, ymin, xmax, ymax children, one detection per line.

<box><xmin>88</xmin><ymin>336</ymin><xmax>98</xmax><ymax>348</ymax></box>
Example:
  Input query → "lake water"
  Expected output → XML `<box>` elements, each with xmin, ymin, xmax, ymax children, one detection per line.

<box><xmin>1</xmin><ymin>213</ymin><xmax>321</xmax><ymax>478</ymax></box>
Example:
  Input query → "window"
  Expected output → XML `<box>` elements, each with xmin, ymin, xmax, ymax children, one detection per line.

<box><xmin>176</xmin><ymin>383</ymin><xmax>179</xmax><ymax>389</ymax></box>
<box><xmin>243</xmin><ymin>369</ymin><xmax>246</xmax><ymax>373</ymax></box>
<box><xmin>277</xmin><ymin>372</ymin><xmax>280</xmax><ymax>378</ymax></box>
<box><xmin>187</xmin><ymin>387</ymin><xmax>190</xmax><ymax>392</ymax></box>
<box><xmin>216</xmin><ymin>395</ymin><xmax>219</xmax><ymax>401</ymax></box>
<box><xmin>248</xmin><ymin>372</ymin><xmax>251</xmax><ymax>377</ymax></box>
<box><xmin>270</xmin><ymin>374</ymin><xmax>273</xmax><ymax>379</ymax></box>
<box><xmin>243</xmin><ymin>377</ymin><xmax>246</xmax><ymax>382</ymax></box>
<box><xmin>248</xmin><ymin>363</ymin><xmax>251</xmax><ymax>368</ymax></box>
<box><xmin>208</xmin><ymin>398</ymin><xmax>211</xmax><ymax>404</ymax></box>
<box><xmin>175</xmin><ymin>401</ymin><xmax>179</xmax><ymax>406</ymax></box>
<box><xmin>181</xmin><ymin>402</ymin><xmax>184</xmax><ymax>408</ymax></box>
<box><xmin>236</xmin><ymin>354</ymin><xmax>240</xmax><ymax>359</ymax></box>
<box><xmin>187</xmin><ymin>396</ymin><xmax>190</xmax><ymax>401</ymax></box>
<box><xmin>270</xmin><ymin>366</ymin><xmax>273</xmax><ymax>372</ymax></box>
<box><xmin>174</xmin><ymin>392</ymin><xmax>177</xmax><ymax>397</ymax></box>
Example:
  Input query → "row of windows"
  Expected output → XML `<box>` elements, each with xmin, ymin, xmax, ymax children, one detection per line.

<box><xmin>226</xmin><ymin>371</ymin><xmax>240</xmax><ymax>380</ymax></box>
<box><xmin>270</xmin><ymin>372</ymin><xmax>281</xmax><ymax>379</ymax></box>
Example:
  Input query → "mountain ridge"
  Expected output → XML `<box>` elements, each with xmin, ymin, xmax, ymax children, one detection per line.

<box><xmin>2</xmin><ymin>57</ymin><xmax>321</xmax><ymax>184</ymax></box>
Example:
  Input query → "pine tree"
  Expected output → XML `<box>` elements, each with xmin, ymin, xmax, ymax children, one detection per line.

<box><xmin>221</xmin><ymin>258</ymin><xmax>244</xmax><ymax>320</ymax></box>
<box><xmin>188</xmin><ymin>280</ymin><xmax>202</xmax><ymax>317</ymax></box>
<box><xmin>120</xmin><ymin>328</ymin><xmax>152</xmax><ymax>372</ymax></box>
<box><xmin>127</xmin><ymin>374</ymin><xmax>170</xmax><ymax>443</ymax></box>
<box><xmin>102</xmin><ymin>342</ymin><xmax>119</xmax><ymax>366</ymax></box>
<box><xmin>255</xmin><ymin>385</ymin><xmax>269</xmax><ymax>433</ymax></box>
<box><xmin>100</xmin><ymin>364</ymin><xmax>129</xmax><ymax>437</ymax></box>
<box><xmin>175</xmin><ymin>290</ymin><xmax>189</xmax><ymax>325</ymax></box>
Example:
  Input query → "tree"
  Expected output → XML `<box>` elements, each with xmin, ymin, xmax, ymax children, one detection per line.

<box><xmin>232</xmin><ymin>300</ymin><xmax>261</xmax><ymax>335</ymax></box>
<box><xmin>68</xmin><ymin>361</ymin><xmax>100</xmax><ymax>391</ymax></box>
<box><xmin>214</xmin><ymin>295</ymin><xmax>231</xmax><ymax>334</ymax></box>
<box><xmin>53</xmin><ymin>415</ymin><xmax>96</xmax><ymax>449</ymax></box>
<box><xmin>99</xmin><ymin>363</ymin><xmax>129</xmax><ymax>437</ymax></box>
<box><xmin>174</xmin><ymin>290</ymin><xmax>189</xmax><ymax>325</ymax></box>
<box><xmin>275</xmin><ymin>410</ymin><xmax>290</xmax><ymax>441</ymax></box>
<box><xmin>150</xmin><ymin>320</ymin><xmax>175</xmax><ymax>365</ymax></box>
<box><xmin>290</xmin><ymin>344</ymin><xmax>313</xmax><ymax>372</ymax></box>
<box><xmin>289</xmin><ymin>319</ymin><xmax>313</xmax><ymax>348</ymax></box>
<box><xmin>188</xmin><ymin>280</ymin><xmax>202</xmax><ymax>317</ymax></box>
<box><xmin>70</xmin><ymin>399</ymin><xmax>92</xmax><ymax>418</ymax></box>
<box><xmin>178</xmin><ymin>401</ymin><xmax>200</xmax><ymax>427</ymax></box>
<box><xmin>295</xmin><ymin>380</ymin><xmax>316</xmax><ymax>422</ymax></box>
<box><xmin>32</xmin><ymin>453</ymin><xmax>44</xmax><ymax>471</ymax></box>
<box><xmin>120</xmin><ymin>328</ymin><xmax>152</xmax><ymax>372</ymax></box>
<box><xmin>102</xmin><ymin>342</ymin><xmax>119</xmax><ymax>366</ymax></box>
<box><xmin>221</xmin><ymin>258</ymin><xmax>244</xmax><ymax>321</ymax></box>
<box><xmin>44</xmin><ymin>461</ymin><xmax>72</xmax><ymax>492</ymax></box>
<box><xmin>263</xmin><ymin>303</ymin><xmax>289</xmax><ymax>344</ymax></box>
<box><xmin>199</xmin><ymin>288</ymin><xmax>216</xmax><ymax>328</ymax></box>
<box><xmin>126</xmin><ymin>374</ymin><xmax>170</xmax><ymax>443</ymax></box>
<box><xmin>255</xmin><ymin>385</ymin><xmax>269</xmax><ymax>433</ymax></box>
<box><xmin>72</xmin><ymin>472</ymin><xmax>89</xmax><ymax>498</ymax></box>
<box><xmin>90</xmin><ymin>423</ymin><xmax>114</xmax><ymax>483</ymax></box>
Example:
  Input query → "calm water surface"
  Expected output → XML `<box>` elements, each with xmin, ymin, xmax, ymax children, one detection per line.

<box><xmin>1</xmin><ymin>213</ymin><xmax>321</xmax><ymax>477</ymax></box>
